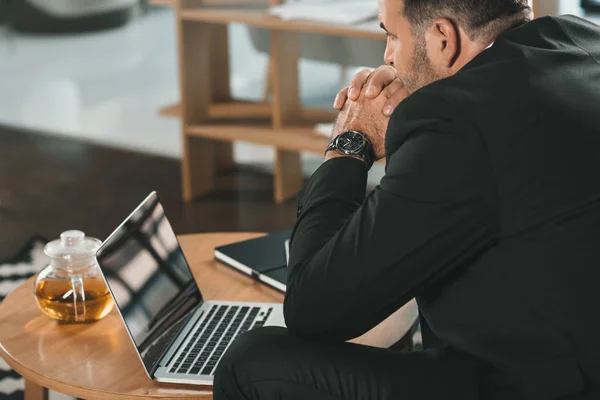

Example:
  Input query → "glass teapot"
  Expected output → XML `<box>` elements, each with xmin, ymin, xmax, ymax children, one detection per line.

<box><xmin>34</xmin><ymin>230</ymin><xmax>113</xmax><ymax>323</ymax></box>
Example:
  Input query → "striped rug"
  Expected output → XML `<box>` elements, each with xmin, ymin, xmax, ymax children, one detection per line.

<box><xmin>0</xmin><ymin>237</ymin><xmax>47</xmax><ymax>400</ymax></box>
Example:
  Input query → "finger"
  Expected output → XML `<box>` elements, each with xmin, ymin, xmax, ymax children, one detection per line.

<box><xmin>364</xmin><ymin>65</ymin><xmax>397</xmax><ymax>98</ymax></box>
<box><xmin>348</xmin><ymin>68</ymin><xmax>373</xmax><ymax>100</ymax></box>
<box><xmin>383</xmin><ymin>86</ymin><xmax>410</xmax><ymax>116</ymax></box>
<box><xmin>380</xmin><ymin>79</ymin><xmax>404</xmax><ymax>99</ymax></box>
<box><xmin>333</xmin><ymin>87</ymin><xmax>349</xmax><ymax>110</ymax></box>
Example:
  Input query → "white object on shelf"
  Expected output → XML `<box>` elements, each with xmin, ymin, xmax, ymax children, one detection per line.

<box><xmin>268</xmin><ymin>1</ymin><xmax>379</xmax><ymax>25</ymax></box>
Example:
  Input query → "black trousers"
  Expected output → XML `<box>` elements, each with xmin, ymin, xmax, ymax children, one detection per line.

<box><xmin>214</xmin><ymin>327</ymin><xmax>482</xmax><ymax>400</ymax></box>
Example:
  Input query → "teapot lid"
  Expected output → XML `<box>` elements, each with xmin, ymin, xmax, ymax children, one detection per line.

<box><xmin>44</xmin><ymin>230</ymin><xmax>102</xmax><ymax>260</ymax></box>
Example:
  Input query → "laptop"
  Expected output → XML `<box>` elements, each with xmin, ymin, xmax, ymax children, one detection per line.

<box><xmin>95</xmin><ymin>192</ymin><xmax>285</xmax><ymax>386</ymax></box>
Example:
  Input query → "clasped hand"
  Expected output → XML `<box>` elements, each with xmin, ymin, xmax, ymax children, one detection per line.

<box><xmin>330</xmin><ymin>66</ymin><xmax>409</xmax><ymax>161</ymax></box>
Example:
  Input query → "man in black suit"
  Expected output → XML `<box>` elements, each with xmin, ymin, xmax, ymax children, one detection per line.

<box><xmin>215</xmin><ymin>0</ymin><xmax>600</xmax><ymax>398</ymax></box>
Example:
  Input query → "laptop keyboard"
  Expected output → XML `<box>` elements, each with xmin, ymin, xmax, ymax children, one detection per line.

<box><xmin>169</xmin><ymin>304</ymin><xmax>273</xmax><ymax>376</ymax></box>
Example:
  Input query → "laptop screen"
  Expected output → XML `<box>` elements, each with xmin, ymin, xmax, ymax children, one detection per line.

<box><xmin>96</xmin><ymin>192</ymin><xmax>203</xmax><ymax>374</ymax></box>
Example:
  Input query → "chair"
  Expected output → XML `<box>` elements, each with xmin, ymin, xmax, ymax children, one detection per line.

<box><xmin>9</xmin><ymin>0</ymin><xmax>138</xmax><ymax>33</ymax></box>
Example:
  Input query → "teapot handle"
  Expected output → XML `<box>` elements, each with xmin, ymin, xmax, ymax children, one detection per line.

<box><xmin>71</xmin><ymin>277</ymin><xmax>87</xmax><ymax>322</ymax></box>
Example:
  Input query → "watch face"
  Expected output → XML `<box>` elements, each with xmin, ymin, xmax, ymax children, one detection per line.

<box><xmin>338</xmin><ymin>131</ymin><xmax>365</xmax><ymax>153</ymax></box>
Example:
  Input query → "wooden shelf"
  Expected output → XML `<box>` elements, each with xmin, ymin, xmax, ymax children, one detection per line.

<box><xmin>186</xmin><ymin>121</ymin><xmax>330</xmax><ymax>154</ymax></box>
<box><xmin>161</xmin><ymin>101</ymin><xmax>337</xmax><ymax>122</ymax></box>
<box><xmin>162</xmin><ymin>101</ymin><xmax>272</xmax><ymax>119</ymax></box>
<box><xmin>180</xmin><ymin>8</ymin><xmax>385</xmax><ymax>40</ymax></box>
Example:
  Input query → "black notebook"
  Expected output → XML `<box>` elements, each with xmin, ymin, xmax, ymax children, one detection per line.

<box><xmin>260</xmin><ymin>267</ymin><xmax>287</xmax><ymax>293</ymax></box>
<box><xmin>214</xmin><ymin>230</ymin><xmax>291</xmax><ymax>292</ymax></box>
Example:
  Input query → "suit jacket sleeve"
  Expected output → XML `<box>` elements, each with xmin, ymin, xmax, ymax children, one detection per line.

<box><xmin>284</xmin><ymin>92</ymin><xmax>498</xmax><ymax>342</ymax></box>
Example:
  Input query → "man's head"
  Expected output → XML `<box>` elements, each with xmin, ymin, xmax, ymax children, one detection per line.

<box><xmin>379</xmin><ymin>0</ymin><xmax>532</xmax><ymax>93</ymax></box>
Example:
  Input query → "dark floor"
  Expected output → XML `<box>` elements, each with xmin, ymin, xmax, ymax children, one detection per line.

<box><xmin>0</xmin><ymin>125</ymin><xmax>298</xmax><ymax>259</ymax></box>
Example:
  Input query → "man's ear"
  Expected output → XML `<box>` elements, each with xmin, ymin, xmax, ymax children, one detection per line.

<box><xmin>427</xmin><ymin>17</ymin><xmax>460</xmax><ymax>68</ymax></box>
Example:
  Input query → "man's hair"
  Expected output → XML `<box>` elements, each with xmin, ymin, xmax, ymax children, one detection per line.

<box><xmin>403</xmin><ymin>0</ymin><xmax>531</xmax><ymax>41</ymax></box>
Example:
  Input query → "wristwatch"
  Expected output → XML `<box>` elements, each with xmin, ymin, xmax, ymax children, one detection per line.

<box><xmin>326</xmin><ymin>130</ymin><xmax>375</xmax><ymax>169</ymax></box>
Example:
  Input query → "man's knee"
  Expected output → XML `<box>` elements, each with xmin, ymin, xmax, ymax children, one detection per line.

<box><xmin>214</xmin><ymin>326</ymin><xmax>290</xmax><ymax>399</ymax></box>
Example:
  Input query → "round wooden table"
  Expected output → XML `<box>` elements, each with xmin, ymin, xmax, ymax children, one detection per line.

<box><xmin>0</xmin><ymin>233</ymin><xmax>418</xmax><ymax>400</ymax></box>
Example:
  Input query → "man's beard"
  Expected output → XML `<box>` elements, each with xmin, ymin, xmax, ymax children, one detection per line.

<box><xmin>400</xmin><ymin>35</ymin><xmax>442</xmax><ymax>94</ymax></box>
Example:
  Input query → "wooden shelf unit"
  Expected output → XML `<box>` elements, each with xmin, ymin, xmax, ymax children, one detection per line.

<box><xmin>159</xmin><ymin>0</ymin><xmax>387</xmax><ymax>204</ymax></box>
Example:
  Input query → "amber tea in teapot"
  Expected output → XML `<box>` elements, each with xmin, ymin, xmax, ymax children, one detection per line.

<box><xmin>35</xmin><ymin>275</ymin><xmax>112</xmax><ymax>322</ymax></box>
<box><xmin>34</xmin><ymin>230</ymin><xmax>113</xmax><ymax>323</ymax></box>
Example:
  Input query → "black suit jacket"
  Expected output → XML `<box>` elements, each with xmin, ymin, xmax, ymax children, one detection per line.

<box><xmin>284</xmin><ymin>15</ymin><xmax>600</xmax><ymax>400</ymax></box>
